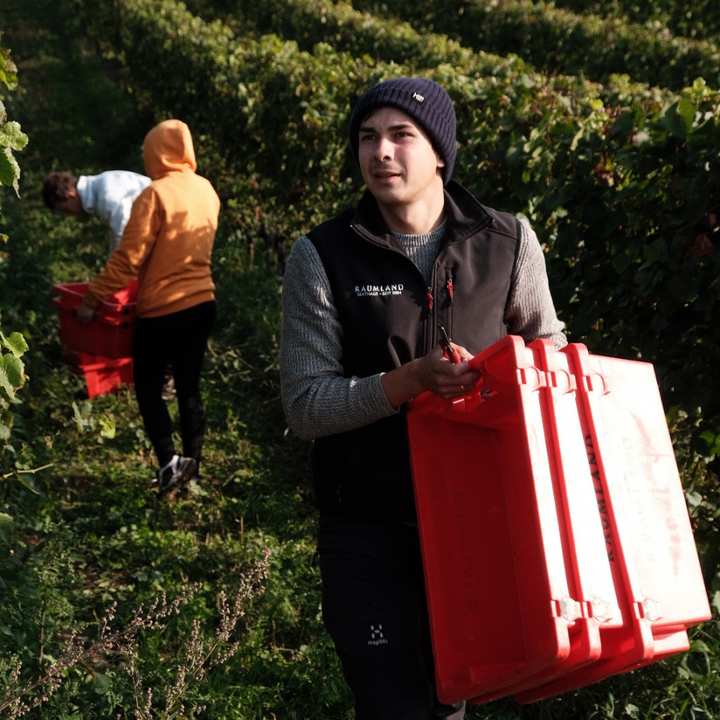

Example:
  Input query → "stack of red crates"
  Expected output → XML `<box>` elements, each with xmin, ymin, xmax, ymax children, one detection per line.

<box><xmin>52</xmin><ymin>279</ymin><xmax>138</xmax><ymax>397</ymax></box>
<box><xmin>406</xmin><ymin>335</ymin><xmax>711</xmax><ymax>705</ymax></box>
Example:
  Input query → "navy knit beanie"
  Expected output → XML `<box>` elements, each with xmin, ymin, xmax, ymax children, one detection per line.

<box><xmin>349</xmin><ymin>77</ymin><xmax>456</xmax><ymax>184</ymax></box>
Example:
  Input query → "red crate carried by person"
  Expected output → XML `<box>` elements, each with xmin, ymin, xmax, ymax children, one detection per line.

<box><xmin>53</xmin><ymin>278</ymin><xmax>138</xmax><ymax>397</ymax></box>
<box><xmin>65</xmin><ymin>351</ymin><xmax>134</xmax><ymax>399</ymax></box>
<box><xmin>52</xmin><ymin>278</ymin><xmax>138</xmax><ymax>359</ymax></box>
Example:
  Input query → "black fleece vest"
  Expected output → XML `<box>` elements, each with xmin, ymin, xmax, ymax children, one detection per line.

<box><xmin>308</xmin><ymin>180</ymin><xmax>519</xmax><ymax>521</ymax></box>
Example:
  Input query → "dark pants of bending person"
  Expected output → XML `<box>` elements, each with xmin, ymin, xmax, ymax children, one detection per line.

<box><xmin>133</xmin><ymin>301</ymin><xmax>215</xmax><ymax>469</ymax></box>
<box><xmin>318</xmin><ymin>512</ymin><xmax>466</xmax><ymax>720</ymax></box>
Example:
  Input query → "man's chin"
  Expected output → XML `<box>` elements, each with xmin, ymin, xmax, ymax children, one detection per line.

<box><xmin>373</xmin><ymin>192</ymin><xmax>407</xmax><ymax>210</ymax></box>
<box><xmin>368</xmin><ymin>182</ymin><xmax>405</xmax><ymax>202</ymax></box>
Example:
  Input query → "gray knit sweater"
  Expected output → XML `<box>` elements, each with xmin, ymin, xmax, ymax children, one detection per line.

<box><xmin>280</xmin><ymin>217</ymin><xmax>566</xmax><ymax>441</ymax></box>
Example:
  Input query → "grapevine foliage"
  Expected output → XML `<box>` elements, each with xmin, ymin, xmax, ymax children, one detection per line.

<box><xmin>0</xmin><ymin>36</ymin><xmax>28</xmax><ymax>231</ymax></box>
<box><xmin>0</xmin><ymin>330</ymin><xmax>28</xmax><ymax>445</ymax></box>
<box><xmin>0</xmin><ymin>35</ymin><xmax>29</xmax><ymax>460</ymax></box>
<box><xmin>73</xmin><ymin>0</ymin><xmax>720</xmax><ymax>461</ymax></box>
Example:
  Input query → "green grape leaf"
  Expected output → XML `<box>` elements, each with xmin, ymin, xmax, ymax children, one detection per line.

<box><xmin>0</xmin><ymin>121</ymin><xmax>28</xmax><ymax>151</ymax></box>
<box><xmin>0</xmin><ymin>46</ymin><xmax>17</xmax><ymax>90</ymax></box>
<box><xmin>99</xmin><ymin>415</ymin><xmax>116</xmax><ymax>439</ymax></box>
<box><xmin>0</xmin><ymin>149</ymin><xmax>14</xmax><ymax>187</ymax></box>
<box><xmin>1</xmin><ymin>353</ymin><xmax>24</xmax><ymax>390</ymax></box>
<box><xmin>93</xmin><ymin>671</ymin><xmax>111</xmax><ymax>695</ymax></box>
<box><xmin>0</xmin><ymin>331</ymin><xmax>28</xmax><ymax>357</ymax></box>
<box><xmin>0</xmin><ymin>513</ymin><xmax>14</xmax><ymax>542</ymax></box>
<box><xmin>0</xmin><ymin>365</ymin><xmax>15</xmax><ymax>399</ymax></box>
<box><xmin>661</xmin><ymin>98</ymin><xmax>695</xmax><ymax>138</ymax></box>
<box><xmin>677</xmin><ymin>97</ymin><xmax>695</xmax><ymax>132</ymax></box>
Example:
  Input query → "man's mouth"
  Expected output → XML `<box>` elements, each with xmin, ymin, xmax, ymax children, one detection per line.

<box><xmin>370</xmin><ymin>164</ymin><xmax>400</xmax><ymax>180</ymax></box>
<box><xmin>372</xmin><ymin>166</ymin><xmax>401</xmax><ymax>180</ymax></box>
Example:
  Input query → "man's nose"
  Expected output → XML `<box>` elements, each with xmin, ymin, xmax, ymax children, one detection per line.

<box><xmin>374</xmin><ymin>136</ymin><xmax>394</xmax><ymax>160</ymax></box>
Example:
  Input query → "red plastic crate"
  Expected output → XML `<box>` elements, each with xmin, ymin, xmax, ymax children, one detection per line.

<box><xmin>68</xmin><ymin>351</ymin><xmax>134</xmax><ymax>398</ymax></box>
<box><xmin>514</xmin><ymin>342</ymin><xmax>711</xmax><ymax>703</ymax></box>
<box><xmin>406</xmin><ymin>336</ymin><xmax>711</xmax><ymax>706</ymax></box>
<box><xmin>52</xmin><ymin>278</ymin><xmax>138</xmax><ymax>359</ymax></box>
<box><xmin>407</xmin><ymin>336</ymin><xmax>587</xmax><ymax>704</ymax></box>
<box><xmin>468</xmin><ymin>339</ymin><xmax>623</xmax><ymax>704</ymax></box>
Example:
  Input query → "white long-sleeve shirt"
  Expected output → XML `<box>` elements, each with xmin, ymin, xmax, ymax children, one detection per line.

<box><xmin>77</xmin><ymin>171</ymin><xmax>151</xmax><ymax>255</ymax></box>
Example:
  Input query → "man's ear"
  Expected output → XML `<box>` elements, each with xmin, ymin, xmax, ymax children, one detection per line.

<box><xmin>436</xmin><ymin>154</ymin><xmax>445</xmax><ymax>169</ymax></box>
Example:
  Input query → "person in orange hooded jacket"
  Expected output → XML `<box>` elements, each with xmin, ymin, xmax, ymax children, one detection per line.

<box><xmin>77</xmin><ymin>119</ymin><xmax>221</xmax><ymax>493</ymax></box>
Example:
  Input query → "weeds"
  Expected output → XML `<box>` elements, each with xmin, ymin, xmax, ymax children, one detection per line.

<box><xmin>0</xmin><ymin>550</ymin><xmax>270</xmax><ymax>719</ymax></box>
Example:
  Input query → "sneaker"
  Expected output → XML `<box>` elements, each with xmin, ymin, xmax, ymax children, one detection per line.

<box><xmin>154</xmin><ymin>455</ymin><xmax>198</xmax><ymax>495</ymax></box>
<box><xmin>161</xmin><ymin>373</ymin><xmax>176</xmax><ymax>401</ymax></box>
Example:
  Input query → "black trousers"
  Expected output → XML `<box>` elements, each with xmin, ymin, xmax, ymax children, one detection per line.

<box><xmin>133</xmin><ymin>301</ymin><xmax>215</xmax><ymax>468</ymax></box>
<box><xmin>318</xmin><ymin>512</ymin><xmax>466</xmax><ymax>720</ymax></box>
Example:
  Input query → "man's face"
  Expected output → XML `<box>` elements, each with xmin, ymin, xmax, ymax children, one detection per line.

<box><xmin>54</xmin><ymin>190</ymin><xmax>84</xmax><ymax>215</ymax></box>
<box><xmin>358</xmin><ymin>106</ymin><xmax>444</xmax><ymax>211</ymax></box>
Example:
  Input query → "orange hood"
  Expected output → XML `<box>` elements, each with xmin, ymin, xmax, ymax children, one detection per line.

<box><xmin>143</xmin><ymin>119</ymin><xmax>197</xmax><ymax>179</ymax></box>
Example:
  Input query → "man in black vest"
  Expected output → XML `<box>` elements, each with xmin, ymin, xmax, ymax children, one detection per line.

<box><xmin>280</xmin><ymin>77</ymin><xmax>566</xmax><ymax>719</ymax></box>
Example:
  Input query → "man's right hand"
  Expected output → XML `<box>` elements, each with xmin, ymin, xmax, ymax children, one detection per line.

<box><xmin>380</xmin><ymin>343</ymin><xmax>481</xmax><ymax>409</ymax></box>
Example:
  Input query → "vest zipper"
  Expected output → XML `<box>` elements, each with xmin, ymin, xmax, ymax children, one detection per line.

<box><xmin>446</xmin><ymin>275</ymin><xmax>454</xmax><ymax>338</ymax></box>
<box><xmin>425</xmin><ymin>287</ymin><xmax>434</xmax><ymax>354</ymax></box>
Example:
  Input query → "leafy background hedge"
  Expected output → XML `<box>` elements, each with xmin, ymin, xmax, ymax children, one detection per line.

<box><xmin>76</xmin><ymin>0</ymin><xmax>720</xmax><ymax>462</ymax></box>
<box><xmin>350</xmin><ymin>0</ymin><xmax>720</xmax><ymax>90</ymax></box>
<box><xmin>553</xmin><ymin>0</ymin><xmax>720</xmax><ymax>42</ymax></box>
<box><xmin>0</xmin><ymin>0</ymin><xmax>719</xmax><ymax>717</ymax></box>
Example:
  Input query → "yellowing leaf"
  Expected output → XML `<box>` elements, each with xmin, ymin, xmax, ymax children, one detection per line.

<box><xmin>0</xmin><ymin>331</ymin><xmax>28</xmax><ymax>357</ymax></box>
<box><xmin>1</xmin><ymin>353</ymin><xmax>24</xmax><ymax>390</ymax></box>
<box><xmin>0</xmin><ymin>121</ymin><xmax>29</xmax><ymax>151</ymax></box>
<box><xmin>0</xmin><ymin>149</ymin><xmax>14</xmax><ymax>187</ymax></box>
<box><xmin>0</xmin><ymin>365</ymin><xmax>15</xmax><ymax>400</ymax></box>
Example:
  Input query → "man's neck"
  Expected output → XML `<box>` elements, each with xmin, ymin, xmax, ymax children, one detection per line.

<box><xmin>376</xmin><ymin>191</ymin><xmax>446</xmax><ymax>235</ymax></box>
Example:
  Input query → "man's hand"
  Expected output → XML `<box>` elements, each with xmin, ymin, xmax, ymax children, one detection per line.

<box><xmin>414</xmin><ymin>343</ymin><xmax>481</xmax><ymax>400</ymax></box>
<box><xmin>381</xmin><ymin>342</ymin><xmax>481</xmax><ymax>408</ymax></box>
<box><xmin>75</xmin><ymin>300</ymin><xmax>96</xmax><ymax>324</ymax></box>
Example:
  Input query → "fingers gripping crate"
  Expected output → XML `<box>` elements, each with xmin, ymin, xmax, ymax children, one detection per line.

<box><xmin>52</xmin><ymin>278</ymin><xmax>138</xmax><ymax>359</ymax></box>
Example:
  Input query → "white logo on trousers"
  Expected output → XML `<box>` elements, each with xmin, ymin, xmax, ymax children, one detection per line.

<box><xmin>368</xmin><ymin>624</ymin><xmax>388</xmax><ymax>646</ymax></box>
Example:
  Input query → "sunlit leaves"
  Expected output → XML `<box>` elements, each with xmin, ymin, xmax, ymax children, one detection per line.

<box><xmin>0</xmin><ymin>41</ymin><xmax>28</xmax><ymax>206</ymax></box>
<box><xmin>350</xmin><ymin>0</ymin><xmax>720</xmax><ymax>91</ymax></box>
<box><xmin>0</xmin><ymin>330</ymin><xmax>29</xmax><ymax>357</ymax></box>
<box><xmin>0</xmin><ymin>36</ymin><xmax>17</xmax><ymax>91</ymax></box>
<box><xmin>0</xmin><ymin>119</ymin><xmax>27</xmax><ymax>152</ymax></box>
<box><xmin>0</xmin><ymin>327</ymin><xmax>28</xmax><ymax>458</ymax></box>
<box><xmin>0</xmin><ymin>331</ymin><xmax>26</xmax><ymax>402</ymax></box>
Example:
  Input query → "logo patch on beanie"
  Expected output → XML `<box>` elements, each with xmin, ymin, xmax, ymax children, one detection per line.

<box><xmin>412</xmin><ymin>92</ymin><xmax>425</xmax><ymax>103</ymax></box>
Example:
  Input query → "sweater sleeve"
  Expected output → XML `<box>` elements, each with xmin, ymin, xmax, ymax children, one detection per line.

<box><xmin>279</xmin><ymin>235</ymin><xmax>397</xmax><ymax>441</ymax></box>
<box><xmin>505</xmin><ymin>219</ymin><xmax>567</xmax><ymax>350</ymax></box>
<box><xmin>83</xmin><ymin>188</ymin><xmax>158</xmax><ymax>308</ymax></box>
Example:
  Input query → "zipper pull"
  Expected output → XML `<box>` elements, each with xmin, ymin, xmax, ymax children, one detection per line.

<box><xmin>426</xmin><ymin>288</ymin><xmax>434</xmax><ymax>311</ymax></box>
<box><xmin>447</xmin><ymin>277</ymin><xmax>454</xmax><ymax>304</ymax></box>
